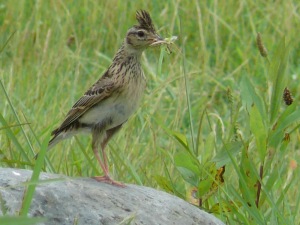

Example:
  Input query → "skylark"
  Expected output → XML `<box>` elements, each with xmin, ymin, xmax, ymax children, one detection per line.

<box><xmin>39</xmin><ymin>10</ymin><xmax>165</xmax><ymax>186</ymax></box>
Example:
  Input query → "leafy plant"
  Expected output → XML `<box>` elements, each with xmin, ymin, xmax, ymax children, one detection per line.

<box><xmin>157</xmin><ymin>34</ymin><xmax>299</xmax><ymax>224</ymax></box>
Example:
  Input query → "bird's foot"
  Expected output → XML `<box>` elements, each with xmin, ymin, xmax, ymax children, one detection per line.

<box><xmin>92</xmin><ymin>175</ymin><xmax>126</xmax><ymax>187</ymax></box>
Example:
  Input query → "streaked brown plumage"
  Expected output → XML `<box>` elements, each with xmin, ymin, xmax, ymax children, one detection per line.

<box><xmin>38</xmin><ymin>10</ymin><xmax>163</xmax><ymax>186</ymax></box>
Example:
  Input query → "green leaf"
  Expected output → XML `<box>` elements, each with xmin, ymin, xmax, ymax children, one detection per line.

<box><xmin>157</xmin><ymin>46</ymin><xmax>166</xmax><ymax>77</ymax></box>
<box><xmin>212</xmin><ymin>141</ymin><xmax>243</xmax><ymax>167</ymax></box>
<box><xmin>171</xmin><ymin>131</ymin><xmax>189</xmax><ymax>150</ymax></box>
<box><xmin>260</xmin><ymin>169</ymin><xmax>279</xmax><ymax>205</ymax></box>
<box><xmin>240</xmin><ymin>75</ymin><xmax>266</xmax><ymax>120</ymax></box>
<box><xmin>239</xmin><ymin>149</ymin><xmax>258</xmax><ymax>204</ymax></box>
<box><xmin>270</xmin><ymin>106</ymin><xmax>300</xmax><ymax>147</ymax></box>
<box><xmin>250</xmin><ymin>105</ymin><xmax>267</xmax><ymax>162</ymax></box>
<box><xmin>174</xmin><ymin>152</ymin><xmax>200</xmax><ymax>186</ymax></box>
<box><xmin>200</xmin><ymin>132</ymin><xmax>216</xmax><ymax>163</ymax></box>
<box><xmin>0</xmin><ymin>31</ymin><xmax>16</xmax><ymax>53</ymax></box>
<box><xmin>154</xmin><ymin>175</ymin><xmax>174</xmax><ymax>192</ymax></box>
<box><xmin>155</xmin><ymin>118</ymin><xmax>190</xmax><ymax>151</ymax></box>
<box><xmin>19</xmin><ymin>134</ymin><xmax>50</xmax><ymax>216</ymax></box>
<box><xmin>269</xmin><ymin>37</ymin><xmax>290</xmax><ymax>123</ymax></box>
<box><xmin>0</xmin><ymin>216</ymin><xmax>45</xmax><ymax>225</ymax></box>
<box><xmin>198</xmin><ymin>179</ymin><xmax>213</xmax><ymax>197</ymax></box>
<box><xmin>0</xmin><ymin>113</ymin><xmax>30</xmax><ymax>162</ymax></box>
<box><xmin>176</xmin><ymin>167</ymin><xmax>198</xmax><ymax>186</ymax></box>
<box><xmin>117</xmin><ymin>213</ymin><xmax>137</xmax><ymax>225</ymax></box>
<box><xmin>174</xmin><ymin>152</ymin><xmax>200</xmax><ymax>175</ymax></box>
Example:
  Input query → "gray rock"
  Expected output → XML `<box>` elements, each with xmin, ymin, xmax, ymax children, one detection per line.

<box><xmin>0</xmin><ymin>168</ymin><xmax>224</xmax><ymax>225</ymax></box>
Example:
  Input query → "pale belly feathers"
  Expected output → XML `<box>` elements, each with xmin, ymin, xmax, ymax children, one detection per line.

<box><xmin>79</xmin><ymin>78</ymin><xmax>146</xmax><ymax>131</ymax></box>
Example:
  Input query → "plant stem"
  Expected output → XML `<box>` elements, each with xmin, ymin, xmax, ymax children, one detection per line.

<box><xmin>256</xmin><ymin>164</ymin><xmax>264</xmax><ymax>208</ymax></box>
<box><xmin>179</xmin><ymin>16</ymin><xmax>196</xmax><ymax>153</ymax></box>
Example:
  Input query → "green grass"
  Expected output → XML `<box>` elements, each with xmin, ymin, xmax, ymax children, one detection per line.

<box><xmin>1</xmin><ymin>0</ymin><xmax>300</xmax><ymax>224</ymax></box>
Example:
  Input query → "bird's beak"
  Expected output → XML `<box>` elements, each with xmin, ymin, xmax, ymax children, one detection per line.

<box><xmin>154</xmin><ymin>34</ymin><xmax>164</xmax><ymax>41</ymax></box>
<box><xmin>149</xmin><ymin>34</ymin><xmax>165</xmax><ymax>47</ymax></box>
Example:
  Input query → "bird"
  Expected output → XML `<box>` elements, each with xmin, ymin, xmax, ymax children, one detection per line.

<box><xmin>36</xmin><ymin>10</ymin><xmax>164</xmax><ymax>187</ymax></box>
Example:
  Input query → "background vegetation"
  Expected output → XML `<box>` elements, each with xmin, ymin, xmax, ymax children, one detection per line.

<box><xmin>1</xmin><ymin>0</ymin><xmax>300</xmax><ymax>224</ymax></box>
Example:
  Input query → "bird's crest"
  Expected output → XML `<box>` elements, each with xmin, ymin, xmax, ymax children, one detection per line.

<box><xmin>135</xmin><ymin>10</ymin><xmax>156</xmax><ymax>32</ymax></box>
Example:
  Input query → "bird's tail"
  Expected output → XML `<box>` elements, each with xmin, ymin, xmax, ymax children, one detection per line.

<box><xmin>48</xmin><ymin>133</ymin><xmax>64</xmax><ymax>149</ymax></box>
<box><xmin>33</xmin><ymin>132</ymin><xmax>66</xmax><ymax>160</ymax></box>
<box><xmin>33</xmin><ymin>127</ymin><xmax>84</xmax><ymax>159</ymax></box>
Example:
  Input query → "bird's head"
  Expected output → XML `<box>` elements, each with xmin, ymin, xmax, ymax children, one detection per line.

<box><xmin>125</xmin><ymin>10</ymin><xmax>163</xmax><ymax>51</ymax></box>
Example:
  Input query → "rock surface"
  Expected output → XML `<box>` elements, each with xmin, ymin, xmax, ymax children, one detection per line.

<box><xmin>0</xmin><ymin>168</ymin><xmax>224</xmax><ymax>225</ymax></box>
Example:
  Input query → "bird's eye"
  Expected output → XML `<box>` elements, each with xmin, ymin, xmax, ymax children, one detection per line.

<box><xmin>137</xmin><ymin>30</ymin><xmax>145</xmax><ymax>38</ymax></box>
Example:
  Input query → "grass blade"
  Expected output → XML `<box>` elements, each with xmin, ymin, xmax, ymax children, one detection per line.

<box><xmin>19</xmin><ymin>133</ymin><xmax>50</xmax><ymax>216</ymax></box>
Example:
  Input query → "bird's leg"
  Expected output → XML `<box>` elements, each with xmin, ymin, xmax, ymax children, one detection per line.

<box><xmin>92</xmin><ymin>144</ymin><xmax>109</xmax><ymax>176</ymax></box>
<box><xmin>92</xmin><ymin>124</ymin><xmax>124</xmax><ymax>187</ymax></box>
<box><xmin>93</xmin><ymin>143</ymin><xmax>124</xmax><ymax>187</ymax></box>
<box><xmin>99</xmin><ymin>123</ymin><xmax>123</xmax><ymax>172</ymax></box>
<box><xmin>100</xmin><ymin>141</ymin><xmax>109</xmax><ymax>173</ymax></box>
<box><xmin>92</xmin><ymin>143</ymin><xmax>119</xmax><ymax>185</ymax></box>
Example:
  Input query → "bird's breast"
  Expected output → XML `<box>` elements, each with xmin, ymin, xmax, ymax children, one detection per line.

<box><xmin>79</xmin><ymin>74</ymin><xmax>146</xmax><ymax>130</ymax></box>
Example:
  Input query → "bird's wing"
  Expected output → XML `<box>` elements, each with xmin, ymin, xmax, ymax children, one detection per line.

<box><xmin>52</xmin><ymin>72</ymin><xmax>120</xmax><ymax>135</ymax></box>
